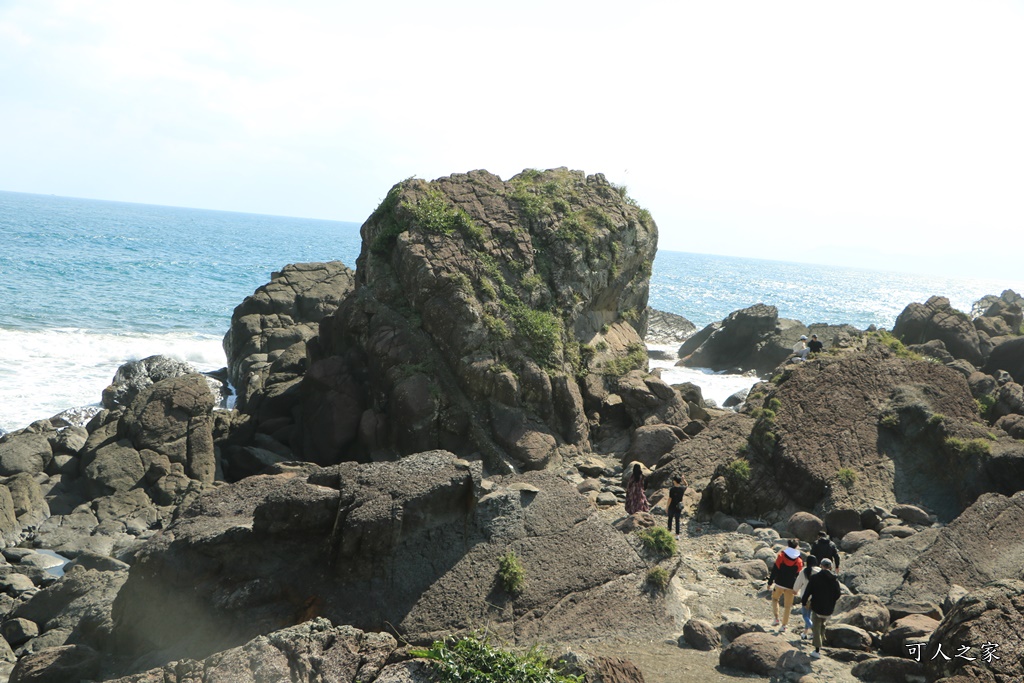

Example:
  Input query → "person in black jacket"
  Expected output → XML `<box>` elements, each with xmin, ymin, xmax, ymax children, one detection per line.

<box><xmin>801</xmin><ymin>557</ymin><xmax>842</xmax><ymax>657</ymax></box>
<box><xmin>810</xmin><ymin>530</ymin><xmax>840</xmax><ymax>569</ymax></box>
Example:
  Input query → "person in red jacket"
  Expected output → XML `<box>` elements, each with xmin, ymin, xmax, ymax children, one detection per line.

<box><xmin>767</xmin><ymin>539</ymin><xmax>804</xmax><ymax>632</ymax></box>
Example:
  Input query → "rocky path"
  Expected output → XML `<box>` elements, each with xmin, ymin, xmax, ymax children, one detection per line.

<box><xmin>582</xmin><ymin>505</ymin><xmax>861</xmax><ymax>683</ymax></box>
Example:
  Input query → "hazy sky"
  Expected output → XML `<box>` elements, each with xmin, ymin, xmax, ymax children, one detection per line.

<box><xmin>2</xmin><ymin>1</ymin><xmax>1022</xmax><ymax>279</ymax></box>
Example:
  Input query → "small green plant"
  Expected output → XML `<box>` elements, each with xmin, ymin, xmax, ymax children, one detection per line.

<box><xmin>594</xmin><ymin>340</ymin><xmax>609</xmax><ymax>351</ymax></box>
<box><xmin>837</xmin><ymin>468</ymin><xmax>857</xmax><ymax>489</ymax></box>
<box><xmin>766</xmin><ymin>397</ymin><xmax>782</xmax><ymax>413</ymax></box>
<box><xmin>410</xmin><ymin>635</ymin><xmax>583</xmax><ymax>683</ymax></box>
<box><xmin>646</xmin><ymin>566</ymin><xmax>671</xmax><ymax>592</ymax></box>
<box><xmin>871</xmin><ymin>330</ymin><xmax>924</xmax><ymax>360</ymax></box>
<box><xmin>638</xmin><ymin>527</ymin><xmax>677</xmax><ymax>558</ymax></box>
<box><xmin>975</xmin><ymin>394</ymin><xmax>997</xmax><ymax>419</ymax></box>
<box><xmin>879</xmin><ymin>412</ymin><xmax>900</xmax><ymax>428</ymax></box>
<box><xmin>927</xmin><ymin>413</ymin><xmax>946</xmax><ymax>427</ymax></box>
<box><xmin>726</xmin><ymin>458</ymin><xmax>751</xmax><ymax>482</ymax></box>
<box><xmin>945</xmin><ymin>437</ymin><xmax>991</xmax><ymax>457</ymax></box>
<box><xmin>498</xmin><ymin>551</ymin><xmax>526</xmax><ymax>595</ymax></box>
<box><xmin>600</xmin><ymin>342</ymin><xmax>647</xmax><ymax>376</ymax></box>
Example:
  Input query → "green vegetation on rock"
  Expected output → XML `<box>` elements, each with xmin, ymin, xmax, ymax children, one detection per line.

<box><xmin>411</xmin><ymin>635</ymin><xmax>583</xmax><ymax>683</ymax></box>
<box><xmin>878</xmin><ymin>412</ymin><xmax>900</xmax><ymax>429</ymax></box>
<box><xmin>837</xmin><ymin>467</ymin><xmax>857</xmax><ymax>489</ymax></box>
<box><xmin>870</xmin><ymin>330</ymin><xmax>924</xmax><ymax>360</ymax></box>
<box><xmin>498</xmin><ymin>550</ymin><xmax>526</xmax><ymax>595</ymax></box>
<box><xmin>638</xmin><ymin>527</ymin><xmax>677</xmax><ymax>558</ymax></box>
<box><xmin>600</xmin><ymin>342</ymin><xmax>647</xmax><ymax>376</ymax></box>
<box><xmin>726</xmin><ymin>458</ymin><xmax>751</xmax><ymax>483</ymax></box>
<box><xmin>646</xmin><ymin>566</ymin><xmax>671</xmax><ymax>591</ymax></box>
<box><xmin>945</xmin><ymin>436</ymin><xmax>991</xmax><ymax>457</ymax></box>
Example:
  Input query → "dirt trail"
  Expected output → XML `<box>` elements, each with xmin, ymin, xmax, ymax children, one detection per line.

<box><xmin>581</xmin><ymin>509</ymin><xmax>861</xmax><ymax>683</ymax></box>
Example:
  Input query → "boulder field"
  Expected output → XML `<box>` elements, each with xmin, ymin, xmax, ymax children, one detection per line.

<box><xmin>0</xmin><ymin>169</ymin><xmax>1022</xmax><ymax>681</ymax></box>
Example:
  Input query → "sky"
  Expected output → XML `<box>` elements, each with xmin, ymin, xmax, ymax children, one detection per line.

<box><xmin>2</xmin><ymin>0</ymin><xmax>1023</xmax><ymax>280</ymax></box>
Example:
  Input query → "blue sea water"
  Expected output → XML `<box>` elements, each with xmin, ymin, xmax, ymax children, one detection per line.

<box><xmin>3</xmin><ymin>190</ymin><xmax>1022</xmax><ymax>432</ymax></box>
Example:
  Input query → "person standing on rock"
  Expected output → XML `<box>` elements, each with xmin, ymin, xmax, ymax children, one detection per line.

<box><xmin>792</xmin><ymin>554</ymin><xmax>820</xmax><ymax>640</ymax></box>
<box><xmin>667</xmin><ymin>474</ymin><xmax>688</xmax><ymax>535</ymax></box>
<box><xmin>625</xmin><ymin>463</ymin><xmax>650</xmax><ymax>514</ymax></box>
<box><xmin>801</xmin><ymin>557</ymin><xmax>841</xmax><ymax>658</ymax></box>
<box><xmin>808</xmin><ymin>334</ymin><xmax>824</xmax><ymax>354</ymax></box>
<box><xmin>767</xmin><ymin>539</ymin><xmax>803</xmax><ymax>632</ymax></box>
<box><xmin>810</xmin><ymin>530</ymin><xmax>840</xmax><ymax>569</ymax></box>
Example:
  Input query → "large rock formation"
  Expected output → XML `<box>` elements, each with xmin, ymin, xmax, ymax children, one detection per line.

<box><xmin>893</xmin><ymin>296</ymin><xmax>987</xmax><ymax>366</ymax></box>
<box><xmin>300</xmin><ymin>169</ymin><xmax>660</xmax><ymax>471</ymax></box>
<box><xmin>678</xmin><ymin>304</ymin><xmax>859</xmax><ymax>376</ymax></box>
<box><xmin>223</xmin><ymin>261</ymin><xmax>355</xmax><ymax>416</ymax></box>
<box><xmin>108</xmin><ymin>451</ymin><xmax>680</xmax><ymax>668</ymax></box>
<box><xmin>689</xmin><ymin>337</ymin><xmax>1024</xmax><ymax>522</ymax></box>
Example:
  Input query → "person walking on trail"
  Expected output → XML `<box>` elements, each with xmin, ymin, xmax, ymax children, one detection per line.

<box><xmin>802</xmin><ymin>557</ymin><xmax>842</xmax><ymax>658</ymax></box>
<box><xmin>666</xmin><ymin>474</ymin><xmax>688</xmax><ymax>535</ymax></box>
<box><xmin>625</xmin><ymin>463</ymin><xmax>650</xmax><ymax>514</ymax></box>
<box><xmin>792</xmin><ymin>555</ymin><xmax>821</xmax><ymax>640</ymax></box>
<box><xmin>767</xmin><ymin>539</ymin><xmax>803</xmax><ymax>632</ymax></box>
<box><xmin>810</xmin><ymin>530</ymin><xmax>841</xmax><ymax>569</ymax></box>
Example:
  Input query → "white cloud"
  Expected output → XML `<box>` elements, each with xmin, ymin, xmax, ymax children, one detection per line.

<box><xmin>1</xmin><ymin>0</ymin><xmax>1022</xmax><ymax>277</ymax></box>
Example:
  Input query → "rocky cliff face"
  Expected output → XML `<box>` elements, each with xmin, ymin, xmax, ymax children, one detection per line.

<box><xmin>299</xmin><ymin>169</ymin><xmax>658</xmax><ymax>471</ymax></box>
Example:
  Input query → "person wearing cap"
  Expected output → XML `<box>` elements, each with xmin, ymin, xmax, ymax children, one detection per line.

<box><xmin>808</xmin><ymin>334</ymin><xmax>824</xmax><ymax>354</ymax></box>
<box><xmin>767</xmin><ymin>539</ymin><xmax>803</xmax><ymax>632</ymax></box>
<box><xmin>793</xmin><ymin>335</ymin><xmax>810</xmax><ymax>361</ymax></box>
<box><xmin>802</xmin><ymin>557</ymin><xmax>842</xmax><ymax>658</ymax></box>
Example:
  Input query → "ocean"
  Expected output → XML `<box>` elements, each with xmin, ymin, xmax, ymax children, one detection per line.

<box><xmin>3</xmin><ymin>190</ymin><xmax>1022</xmax><ymax>433</ymax></box>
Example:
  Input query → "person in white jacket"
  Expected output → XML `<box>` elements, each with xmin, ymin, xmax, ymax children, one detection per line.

<box><xmin>792</xmin><ymin>554</ymin><xmax>820</xmax><ymax>640</ymax></box>
<box><xmin>792</xmin><ymin>335</ymin><xmax>810</xmax><ymax>361</ymax></box>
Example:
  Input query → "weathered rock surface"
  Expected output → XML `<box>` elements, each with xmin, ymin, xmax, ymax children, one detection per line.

<box><xmin>105</xmin><ymin>618</ymin><xmax>398</xmax><ymax>683</ymax></box>
<box><xmin>985</xmin><ymin>335</ymin><xmax>1024</xmax><ymax>385</ymax></box>
<box><xmin>108</xmin><ymin>452</ymin><xmax>676</xmax><ymax>668</ymax></box>
<box><xmin>923</xmin><ymin>579</ymin><xmax>1024</xmax><ymax>683</ymax></box>
<box><xmin>302</xmin><ymin>169</ymin><xmax>659</xmax><ymax>471</ymax></box>
<box><xmin>893</xmin><ymin>296</ymin><xmax>986</xmax><ymax>366</ymax></box>
<box><xmin>718</xmin><ymin>632</ymin><xmax>800</xmax><ymax>676</ymax></box>
<box><xmin>223</xmin><ymin>261</ymin><xmax>356</xmax><ymax>424</ymax></box>
<box><xmin>694</xmin><ymin>342</ymin><xmax>1022</xmax><ymax>523</ymax></box>
<box><xmin>101</xmin><ymin>356</ymin><xmax>207</xmax><ymax>411</ymax></box>
<box><xmin>644</xmin><ymin>308</ymin><xmax>696</xmax><ymax>345</ymax></box>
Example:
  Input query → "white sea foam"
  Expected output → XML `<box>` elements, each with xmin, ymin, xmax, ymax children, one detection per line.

<box><xmin>0</xmin><ymin>327</ymin><xmax>225</xmax><ymax>433</ymax></box>
<box><xmin>647</xmin><ymin>344</ymin><xmax>760</xmax><ymax>407</ymax></box>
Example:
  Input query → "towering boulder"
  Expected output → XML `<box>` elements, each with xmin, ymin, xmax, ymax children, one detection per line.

<box><xmin>893</xmin><ymin>296</ymin><xmax>986</xmax><ymax>366</ymax></box>
<box><xmin>301</xmin><ymin>169</ymin><xmax>659</xmax><ymax>470</ymax></box>
<box><xmin>985</xmin><ymin>336</ymin><xmax>1024</xmax><ymax>385</ymax></box>
<box><xmin>680</xmin><ymin>304</ymin><xmax>803</xmax><ymax>375</ymax></box>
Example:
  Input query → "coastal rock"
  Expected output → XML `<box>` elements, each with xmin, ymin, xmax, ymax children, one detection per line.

<box><xmin>302</xmin><ymin>169</ymin><xmax>657</xmax><ymax>470</ymax></box>
<box><xmin>923</xmin><ymin>579</ymin><xmax>1024</xmax><ymax>683</ymax></box>
<box><xmin>8</xmin><ymin>644</ymin><xmax>100</xmax><ymax>683</ymax></box>
<box><xmin>121</xmin><ymin>374</ymin><xmax>216</xmax><ymax>484</ymax></box>
<box><xmin>850</xmin><ymin>656</ymin><xmax>925</xmax><ymax>682</ymax></box>
<box><xmin>105</xmin><ymin>619</ymin><xmax>397</xmax><ymax>683</ymax></box>
<box><xmin>892</xmin><ymin>296</ymin><xmax>985</xmax><ymax>366</ymax></box>
<box><xmin>645</xmin><ymin>308</ymin><xmax>696</xmax><ymax>345</ymax></box>
<box><xmin>223</xmin><ymin>261</ymin><xmax>356</xmax><ymax>424</ymax></box>
<box><xmin>694</xmin><ymin>343</ymin><xmax>1019</xmax><ymax>522</ymax></box>
<box><xmin>787</xmin><ymin>512</ymin><xmax>824</xmax><ymax>542</ymax></box>
<box><xmin>100</xmin><ymin>356</ymin><xmax>201</xmax><ymax>410</ymax></box>
<box><xmin>680</xmin><ymin>304</ymin><xmax>801</xmax><ymax>375</ymax></box>
<box><xmin>0</xmin><ymin>432</ymin><xmax>53</xmax><ymax>477</ymax></box>
<box><xmin>682</xmin><ymin>618</ymin><xmax>721</xmax><ymax>650</ymax></box>
<box><xmin>880</xmin><ymin>613</ymin><xmax>940</xmax><ymax>656</ymax></box>
<box><xmin>108</xmin><ymin>451</ymin><xmax>666</xmax><ymax>667</ymax></box>
<box><xmin>719</xmin><ymin>632</ymin><xmax>797</xmax><ymax>676</ymax></box>
<box><xmin>984</xmin><ymin>336</ymin><xmax>1024</xmax><ymax>385</ymax></box>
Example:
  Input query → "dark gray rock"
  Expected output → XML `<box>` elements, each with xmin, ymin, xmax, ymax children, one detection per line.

<box><xmin>0</xmin><ymin>617</ymin><xmax>38</xmax><ymax>647</ymax></box>
<box><xmin>893</xmin><ymin>296</ymin><xmax>985</xmax><ymax>366</ymax></box>
<box><xmin>824</xmin><ymin>623</ymin><xmax>872</xmax><ymax>650</ymax></box>
<box><xmin>718</xmin><ymin>632</ymin><xmax>795</xmax><ymax>676</ymax></box>
<box><xmin>718</xmin><ymin>560</ymin><xmax>768</xmax><ymax>581</ymax></box>
<box><xmin>850</xmin><ymin>656</ymin><xmax>925</xmax><ymax>682</ymax></box>
<box><xmin>984</xmin><ymin>335</ymin><xmax>1024</xmax><ymax>384</ymax></box>
<box><xmin>832</xmin><ymin>594</ymin><xmax>890</xmax><ymax>632</ymax></box>
<box><xmin>787</xmin><ymin>511</ymin><xmax>824</xmax><ymax>542</ymax></box>
<box><xmin>682</xmin><ymin>618</ymin><xmax>720</xmax><ymax>650</ymax></box>
<box><xmin>101</xmin><ymin>355</ymin><xmax>199</xmax><ymax>410</ymax></box>
<box><xmin>645</xmin><ymin>308</ymin><xmax>696</xmax><ymax>345</ymax></box>
<box><xmin>891</xmin><ymin>503</ymin><xmax>931</xmax><ymax>526</ymax></box>
<box><xmin>880</xmin><ymin>613</ymin><xmax>940</xmax><ymax>656</ymax></box>
<box><xmin>13</xmin><ymin>567</ymin><xmax>128</xmax><ymax>650</ymax></box>
<box><xmin>8</xmin><ymin>644</ymin><xmax>100</xmax><ymax>683</ymax></box>
<box><xmin>716</xmin><ymin>620</ymin><xmax>766</xmax><ymax>643</ymax></box>
<box><xmin>923</xmin><ymin>579</ymin><xmax>1024</xmax><ymax>683</ymax></box>
<box><xmin>842</xmin><ymin>529</ymin><xmax>879</xmax><ymax>552</ymax></box>
<box><xmin>0</xmin><ymin>433</ymin><xmax>53</xmax><ymax>477</ymax></box>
